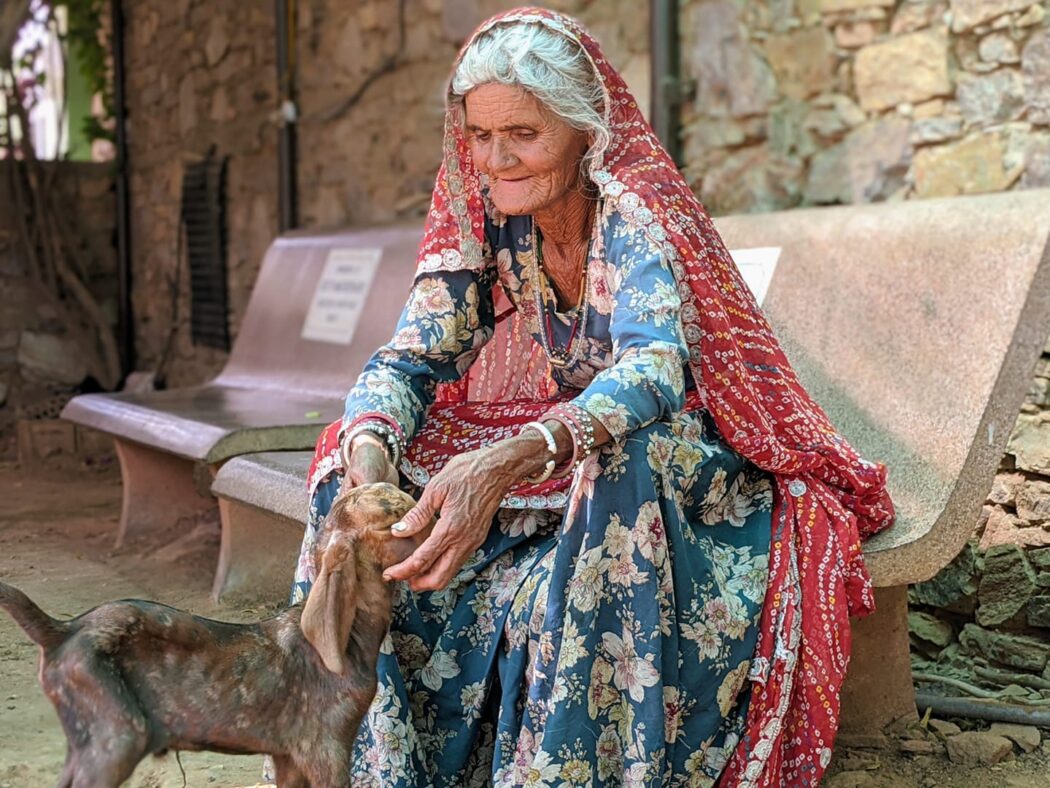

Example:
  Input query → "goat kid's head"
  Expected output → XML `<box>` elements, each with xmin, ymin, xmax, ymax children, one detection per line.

<box><xmin>301</xmin><ymin>483</ymin><xmax>420</xmax><ymax>675</ymax></box>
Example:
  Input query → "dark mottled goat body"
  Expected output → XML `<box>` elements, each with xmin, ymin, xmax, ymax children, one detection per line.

<box><xmin>0</xmin><ymin>483</ymin><xmax>419</xmax><ymax>788</ymax></box>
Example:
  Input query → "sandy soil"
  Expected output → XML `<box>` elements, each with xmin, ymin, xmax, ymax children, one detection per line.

<box><xmin>1</xmin><ymin>460</ymin><xmax>1049</xmax><ymax>787</ymax></box>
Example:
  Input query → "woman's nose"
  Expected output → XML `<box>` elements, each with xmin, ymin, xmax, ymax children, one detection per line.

<box><xmin>489</xmin><ymin>137</ymin><xmax>518</xmax><ymax>171</ymax></box>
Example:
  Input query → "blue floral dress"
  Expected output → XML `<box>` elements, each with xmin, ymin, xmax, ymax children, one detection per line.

<box><xmin>293</xmin><ymin>210</ymin><xmax>774</xmax><ymax>787</ymax></box>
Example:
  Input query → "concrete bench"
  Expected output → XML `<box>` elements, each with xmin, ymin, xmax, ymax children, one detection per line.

<box><xmin>212</xmin><ymin>189</ymin><xmax>1050</xmax><ymax>735</ymax></box>
<box><xmin>61</xmin><ymin>223</ymin><xmax>423</xmax><ymax>549</ymax></box>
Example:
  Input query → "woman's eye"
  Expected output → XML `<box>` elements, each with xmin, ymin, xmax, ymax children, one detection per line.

<box><xmin>473</xmin><ymin>132</ymin><xmax>491</xmax><ymax>142</ymax></box>
<box><xmin>515</xmin><ymin>130</ymin><xmax>537</xmax><ymax>140</ymax></box>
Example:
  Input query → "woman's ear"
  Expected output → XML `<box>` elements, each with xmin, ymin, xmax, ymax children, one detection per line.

<box><xmin>301</xmin><ymin>535</ymin><xmax>359</xmax><ymax>675</ymax></box>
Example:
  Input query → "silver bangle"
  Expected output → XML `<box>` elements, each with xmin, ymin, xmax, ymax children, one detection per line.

<box><xmin>341</xmin><ymin>421</ymin><xmax>402</xmax><ymax>470</ymax></box>
<box><xmin>521</xmin><ymin>421</ymin><xmax>557</xmax><ymax>484</ymax></box>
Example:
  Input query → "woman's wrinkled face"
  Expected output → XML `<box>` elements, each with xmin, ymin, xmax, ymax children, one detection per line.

<box><xmin>464</xmin><ymin>83</ymin><xmax>590</xmax><ymax>217</ymax></box>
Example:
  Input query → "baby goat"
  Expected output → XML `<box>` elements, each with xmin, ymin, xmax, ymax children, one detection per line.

<box><xmin>0</xmin><ymin>482</ymin><xmax>419</xmax><ymax>788</ymax></box>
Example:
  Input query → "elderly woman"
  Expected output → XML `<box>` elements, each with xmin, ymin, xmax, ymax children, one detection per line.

<box><xmin>294</xmin><ymin>8</ymin><xmax>893</xmax><ymax>787</ymax></box>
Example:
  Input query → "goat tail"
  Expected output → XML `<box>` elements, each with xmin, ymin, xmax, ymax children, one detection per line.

<box><xmin>0</xmin><ymin>581</ymin><xmax>67</xmax><ymax>650</ymax></box>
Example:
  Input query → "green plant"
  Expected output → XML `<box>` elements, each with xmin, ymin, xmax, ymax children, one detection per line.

<box><xmin>63</xmin><ymin>0</ymin><xmax>112</xmax><ymax>144</ymax></box>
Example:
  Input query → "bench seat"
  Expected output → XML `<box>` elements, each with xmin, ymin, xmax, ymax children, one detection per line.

<box><xmin>63</xmin><ymin>385</ymin><xmax>340</xmax><ymax>464</ymax></box>
<box><xmin>61</xmin><ymin>223</ymin><xmax>423</xmax><ymax>547</ymax></box>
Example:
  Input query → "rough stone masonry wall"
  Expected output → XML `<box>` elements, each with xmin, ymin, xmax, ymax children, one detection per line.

<box><xmin>906</xmin><ymin>339</ymin><xmax>1050</xmax><ymax>694</ymax></box>
<box><xmin>294</xmin><ymin>0</ymin><xmax>650</xmax><ymax>229</ymax></box>
<box><xmin>679</xmin><ymin>0</ymin><xmax>1050</xmax><ymax>214</ymax></box>
<box><xmin>122</xmin><ymin>0</ymin><xmax>280</xmax><ymax>388</ymax></box>
<box><xmin>124</xmin><ymin>0</ymin><xmax>649</xmax><ymax>387</ymax></box>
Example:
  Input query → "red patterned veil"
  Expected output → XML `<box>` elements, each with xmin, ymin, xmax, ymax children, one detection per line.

<box><xmin>315</xmin><ymin>8</ymin><xmax>896</xmax><ymax>785</ymax></box>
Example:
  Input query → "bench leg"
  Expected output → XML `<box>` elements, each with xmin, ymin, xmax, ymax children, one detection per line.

<box><xmin>113</xmin><ymin>439</ymin><xmax>216</xmax><ymax>548</ymax></box>
<box><xmin>213</xmin><ymin>498</ymin><xmax>304</xmax><ymax>604</ymax></box>
<box><xmin>839</xmin><ymin>584</ymin><xmax>917</xmax><ymax>736</ymax></box>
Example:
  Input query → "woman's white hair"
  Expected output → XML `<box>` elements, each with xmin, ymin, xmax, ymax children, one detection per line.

<box><xmin>449</xmin><ymin>21</ymin><xmax>611</xmax><ymax>178</ymax></box>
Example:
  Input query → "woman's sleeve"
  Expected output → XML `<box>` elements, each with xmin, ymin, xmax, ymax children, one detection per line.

<box><xmin>342</xmin><ymin>268</ymin><xmax>495</xmax><ymax>442</ymax></box>
<box><xmin>569</xmin><ymin>237</ymin><xmax>689</xmax><ymax>441</ymax></box>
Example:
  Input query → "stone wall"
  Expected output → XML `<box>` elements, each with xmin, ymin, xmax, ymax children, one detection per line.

<box><xmin>124</xmin><ymin>0</ymin><xmax>649</xmax><ymax>386</ymax></box>
<box><xmin>0</xmin><ymin>162</ymin><xmax>117</xmax><ymax>455</ymax></box>
<box><xmin>122</xmin><ymin>0</ymin><xmax>280</xmax><ymax>387</ymax></box>
<box><xmin>906</xmin><ymin>339</ymin><xmax>1050</xmax><ymax>692</ymax></box>
<box><xmin>679</xmin><ymin>0</ymin><xmax>1050</xmax><ymax>216</ymax></box>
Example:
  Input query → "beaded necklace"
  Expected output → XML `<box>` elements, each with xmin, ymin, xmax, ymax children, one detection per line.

<box><xmin>533</xmin><ymin>201</ymin><xmax>600</xmax><ymax>365</ymax></box>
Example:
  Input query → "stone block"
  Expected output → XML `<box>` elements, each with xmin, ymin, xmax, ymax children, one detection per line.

<box><xmin>685</xmin><ymin>0</ymin><xmax>777</xmax><ymax>118</ymax></box>
<box><xmin>1031</xmin><ymin>547</ymin><xmax>1050</xmax><ymax>572</ymax></box>
<box><xmin>977</xmin><ymin>544</ymin><xmax>1037</xmax><ymax>626</ymax></box>
<box><xmin>1017</xmin><ymin>3</ymin><xmax>1046</xmax><ymax>26</ymax></box>
<box><xmin>769</xmin><ymin>98</ymin><xmax>817</xmax><ymax>158</ymax></box>
<box><xmin>950</xmin><ymin>0</ymin><xmax>1037</xmax><ymax>32</ymax></box>
<box><xmin>835</xmin><ymin>20</ymin><xmax>879</xmax><ymax>49</ymax></box>
<box><xmin>17</xmin><ymin>332</ymin><xmax>87</xmax><ymax>385</ymax></box>
<box><xmin>804</xmin><ymin>117</ymin><xmax>912</xmax><ymax>204</ymax></box>
<box><xmin>1023</xmin><ymin>29</ymin><xmax>1050</xmax><ymax>126</ymax></box>
<box><xmin>764</xmin><ymin>26</ymin><xmax>835</xmax><ymax>98</ymax></box>
<box><xmin>956</xmin><ymin>69</ymin><xmax>1026</xmax><ymax>126</ymax></box>
<box><xmin>854</xmin><ymin>29</ymin><xmax>950</xmax><ymax>111</ymax></box>
<box><xmin>891</xmin><ymin>0</ymin><xmax>948</xmax><ymax>35</ymax></box>
<box><xmin>1008</xmin><ymin>412</ymin><xmax>1050</xmax><ymax>474</ymax></box>
<box><xmin>910</xmin><ymin>116</ymin><xmax>963</xmax><ymax>145</ymax></box>
<box><xmin>988</xmin><ymin>723</ymin><xmax>1041</xmax><ymax>753</ymax></box>
<box><xmin>1028</xmin><ymin>594</ymin><xmax>1050</xmax><ymax>628</ymax></box>
<box><xmin>944</xmin><ymin>731</ymin><xmax>1014</xmax><ymax>765</ymax></box>
<box><xmin>908</xmin><ymin>610</ymin><xmax>953</xmax><ymax>647</ymax></box>
<box><xmin>911</xmin><ymin>540</ymin><xmax>978</xmax><ymax>612</ymax></box>
<box><xmin>928</xmin><ymin>719</ymin><xmax>961</xmax><ymax>737</ymax></box>
<box><xmin>1016</xmin><ymin>480</ymin><xmax>1050</xmax><ymax>523</ymax></box>
<box><xmin>804</xmin><ymin>94</ymin><xmax>867</xmax><ymax>137</ymax></box>
<box><xmin>987</xmin><ymin>471</ymin><xmax>1025</xmax><ymax>505</ymax></box>
<box><xmin>913</xmin><ymin>133</ymin><xmax>1013</xmax><ymax>199</ymax></box>
<box><xmin>980</xmin><ymin>505</ymin><xmax>1050</xmax><ymax>549</ymax></box>
<box><xmin>979</xmin><ymin>32</ymin><xmax>1020</xmax><ymax>65</ymax></box>
<box><xmin>204</xmin><ymin>17</ymin><xmax>229</xmax><ymax>66</ymax></box>
<box><xmin>699</xmin><ymin>145</ymin><xmax>804</xmax><ymax>215</ymax></box>
<box><xmin>821</xmin><ymin>0</ymin><xmax>896</xmax><ymax>9</ymax></box>
<box><xmin>958</xmin><ymin>623</ymin><xmax>1049</xmax><ymax>671</ymax></box>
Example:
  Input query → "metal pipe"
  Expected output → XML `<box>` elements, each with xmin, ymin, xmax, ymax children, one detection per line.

<box><xmin>649</xmin><ymin>0</ymin><xmax>682</xmax><ymax>167</ymax></box>
<box><xmin>111</xmin><ymin>0</ymin><xmax>134</xmax><ymax>378</ymax></box>
<box><xmin>275</xmin><ymin>0</ymin><xmax>298</xmax><ymax>231</ymax></box>
<box><xmin>916</xmin><ymin>692</ymin><xmax>1050</xmax><ymax>728</ymax></box>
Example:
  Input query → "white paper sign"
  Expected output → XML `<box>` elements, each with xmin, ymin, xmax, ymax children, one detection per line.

<box><xmin>728</xmin><ymin>247</ymin><xmax>781</xmax><ymax>306</ymax></box>
<box><xmin>301</xmin><ymin>248</ymin><xmax>382</xmax><ymax>345</ymax></box>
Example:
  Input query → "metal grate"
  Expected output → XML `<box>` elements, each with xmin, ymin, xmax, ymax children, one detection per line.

<box><xmin>180</xmin><ymin>153</ymin><xmax>230</xmax><ymax>350</ymax></box>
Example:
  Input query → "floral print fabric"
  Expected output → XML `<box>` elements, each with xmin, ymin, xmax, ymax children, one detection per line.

<box><xmin>294</xmin><ymin>211</ymin><xmax>774</xmax><ymax>785</ymax></box>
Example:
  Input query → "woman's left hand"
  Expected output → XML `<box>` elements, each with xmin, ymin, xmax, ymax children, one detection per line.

<box><xmin>383</xmin><ymin>435</ymin><xmax>547</xmax><ymax>591</ymax></box>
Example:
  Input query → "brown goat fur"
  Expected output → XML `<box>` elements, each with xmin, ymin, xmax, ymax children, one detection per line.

<box><xmin>0</xmin><ymin>482</ymin><xmax>421</xmax><ymax>788</ymax></box>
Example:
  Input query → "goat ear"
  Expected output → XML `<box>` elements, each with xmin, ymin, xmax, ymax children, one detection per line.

<box><xmin>301</xmin><ymin>536</ymin><xmax>359</xmax><ymax>675</ymax></box>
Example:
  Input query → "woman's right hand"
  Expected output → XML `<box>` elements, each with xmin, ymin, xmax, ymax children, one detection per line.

<box><xmin>342</xmin><ymin>433</ymin><xmax>399</xmax><ymax>488</ymax></box>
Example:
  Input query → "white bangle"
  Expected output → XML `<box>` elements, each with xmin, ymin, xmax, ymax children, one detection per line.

<box><xmin>341</xmin><ymin>421</ymin><xmax>402</xmax><ymax>471</ymax></box>
<box><xmin>521</xmin><ymin>421</ymin><xmax>557</xmax><ymax>484</ymax></box>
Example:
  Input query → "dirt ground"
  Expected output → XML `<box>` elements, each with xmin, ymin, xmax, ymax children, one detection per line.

<box><xmin>1</xmin><ymin>460</ymin><xmax>1049</xmax><ymax>787</ymax></box>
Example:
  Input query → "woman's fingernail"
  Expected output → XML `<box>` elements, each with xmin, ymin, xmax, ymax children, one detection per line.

<box><xmin>392</xmin><ymin>521</ymin><xmax>407</xmax><ymax>532</ymax></box>
<box><xmin>383</xmin><ymin>573</ymin><xmax>393</xmax><ymax>582</ymax></box>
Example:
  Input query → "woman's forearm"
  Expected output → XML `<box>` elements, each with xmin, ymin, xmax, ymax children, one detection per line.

<box><xmin>491</xmin><ymin>415</ymin><xmax>612</xmax><ymax>484</ymax></box>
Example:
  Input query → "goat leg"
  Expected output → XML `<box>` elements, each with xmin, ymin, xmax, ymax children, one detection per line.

<box><xmin>272</xmin><ymin>755</ymin><xmax>310</xmax><ymax>788</ymax></box>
